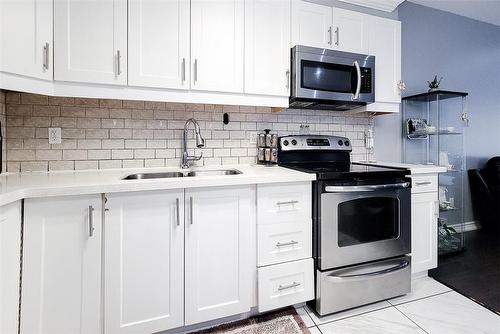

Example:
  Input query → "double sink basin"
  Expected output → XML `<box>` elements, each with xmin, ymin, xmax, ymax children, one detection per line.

<box><xmin>122</xmin><ymin>169</ymin><xmax>242</xmax><ymax>180</ymax></box>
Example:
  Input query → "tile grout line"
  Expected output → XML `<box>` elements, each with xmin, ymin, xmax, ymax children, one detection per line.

<box><xmin>394</xmin><ymin>305</ymin><xmax>430</xmax><ymax>334</ymax></box>
<box><xmin>388</xmin><ymin>290</ymin><xmax>453</xmax><ymax>307</ymax></box>
<box><xmin>305</xmin><ymin>304</ymin><xmax>394</xmax><ymax>327</ymax></box>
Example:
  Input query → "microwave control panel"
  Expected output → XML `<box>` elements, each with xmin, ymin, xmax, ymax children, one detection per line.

<box><xmin>360</xmin><ymin>67</ymin><xmax>372</xmax><ymax>94</ymax></box>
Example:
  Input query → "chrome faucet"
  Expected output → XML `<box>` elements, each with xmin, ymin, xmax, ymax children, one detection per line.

<box><xmin>181</xmin><ymin>118</ymin><xmax>205</xmax><ymax>169</ymax></box>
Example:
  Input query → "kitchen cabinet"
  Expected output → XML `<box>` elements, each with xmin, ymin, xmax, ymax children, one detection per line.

<box><xmin>20</xmin><ymin>195</ymin><xmax>102</xmax><ymax>334</ymax></box>
<box><xmin>291</xmin><ymin>1</ymin><xmax>368</xmax><ymax>54</ymax></box>
<box><xmin>128</xmin><ymin>0</ymin><xmax>190</xmax><ymax>89</ymax></box>
<box><xmin>411</xmin><ymin>176</ymin><xmax>439</xmax><ymax>274</ymax></box>
<box><xmin>190</xmin><ymin>0</ymin><xmax>244</xmax><ymax>93</ymax></box>
<box><xmin>368</xmin><ymin>16</ymin><xmax>402</xmax><ymax>104</ymax></box>
<box><xmin>104</xmin><ymin>190</ymin><xmax>184</xmax><ymax>333</ymax></box>
<box><xmin>54</xmin><ymin>0</ymin><xmax>127</xmax><ymax>85</ymax></box>
<box><xmin>0</xmin><ymin>201</ymin><xmax>21</xmax><ymax>334</ymax></box>
<box><xmin>0</xmin><ymin>0</ymin><xmax>53</xmax><ymax>80</ymax></box>
<box><xmin>245</xmin><ymin>0</ymin><xmax>290</xmax><ymax>96</ymax></box>
<box><xmin>185</xmin><ymin>185</ymin><xmax>254</xmax><ymax>325</ymax></box>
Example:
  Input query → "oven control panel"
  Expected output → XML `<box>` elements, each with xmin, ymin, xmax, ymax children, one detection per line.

<box><xmin>279</xmin><ymin>135</ymin><xmax>352</xmax><ymax>151</ymax></box>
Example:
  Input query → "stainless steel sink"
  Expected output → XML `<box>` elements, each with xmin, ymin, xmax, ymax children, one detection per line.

<box><xmin>186</xmin><ymin>169</ymin><xmax>242</xmax><ymax>177</ymax></box>
<box><xmin>122</xmin><ymin>169</ymin><xmax>242</xmax><ymax>180</ymax></box>
<box><xmin>122</xmin><ymin>172</ymin><xmax>185</xmax><ymax>180</ymax></box>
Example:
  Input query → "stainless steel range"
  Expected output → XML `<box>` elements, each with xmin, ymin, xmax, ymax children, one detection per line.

<box><xmin>278</xmin><ymin>135</ymin><xmax>412</xmax><ymax>315</ymax></box>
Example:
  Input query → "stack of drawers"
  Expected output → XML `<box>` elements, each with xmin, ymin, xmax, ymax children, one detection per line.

<box><xmin>256</xmin><ymin>182</ymin><xmax>314</xmax><ymax>312</ymax></box>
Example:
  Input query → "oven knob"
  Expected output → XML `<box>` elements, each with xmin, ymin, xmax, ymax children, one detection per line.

<box><xmin>344</xmin><ymin>140</ymin><xmax>350</xmax><ymax>146</ymax></box>
<box><xmin>283</xmin><ymin>140</ymin><xmax>289</xmax><ymax>146</ymax></box>
<box><xmin>338</xmin><ymin>140</ymin><xmax>343</xmax><ymax>146</ymax></box>
<box><xmin>291</xmin><ymin>139</ymin><xmax>297</xmax><ymax>145</ymax></box>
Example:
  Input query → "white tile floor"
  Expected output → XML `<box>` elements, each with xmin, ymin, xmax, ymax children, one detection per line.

<box><xmin>296</xmin><ymin>277</ymin><xmax>500</xmax><ymax>334</ymax></box>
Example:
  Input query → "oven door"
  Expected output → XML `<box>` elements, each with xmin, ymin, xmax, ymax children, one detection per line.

<box><xmin>319</xmin><ymin>181</ymin><xmax>411</xmax><ymax>270</ymax></box>
<box><xmin>292</xmin><ymin>48</ymin><xmax>375</xmax><ymax>103</ymax></box>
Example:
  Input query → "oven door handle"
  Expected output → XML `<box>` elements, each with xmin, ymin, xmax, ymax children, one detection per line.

<box><xmin>325</xmin><ymin>182</ymin><xmax>410</xmax><ymax>193</ymax></box>
<box><xmin>326</xmin><ymin>259</ymin><xmax>410</xmax><ymax>282</ymax></box>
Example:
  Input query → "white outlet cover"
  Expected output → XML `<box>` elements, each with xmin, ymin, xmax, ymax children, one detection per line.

<box><xmin>247</xmin><ymin>132</ymin><xmax>257</xmax><ymax>144</ymax></box>
<box><xmin>48</xmin><ymin>127</ymin><xmax>62</xmax><ymax>144</ymax></box>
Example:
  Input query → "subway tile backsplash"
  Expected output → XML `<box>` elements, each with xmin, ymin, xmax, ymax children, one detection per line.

<box><xmin>2</xmin><ymin>91</ymin><xmax>373</xmax><ymax>172</ymax></box>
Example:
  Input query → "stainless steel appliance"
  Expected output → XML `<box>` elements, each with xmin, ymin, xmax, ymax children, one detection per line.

<box><xmin>289</xmin><ymin>46</ymin><xmax>375</xmax><ymax>111</ymax></box>
<box><xmin>278</xmin><ymin>135</ymin><xmax>411</xmax><ymax>315</ymax></box>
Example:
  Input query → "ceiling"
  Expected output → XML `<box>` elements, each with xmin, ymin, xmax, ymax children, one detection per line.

<box><xmin>408</xmin><ymin>0</ymin><xmax>500</xmax><ymax>26</ymax></box>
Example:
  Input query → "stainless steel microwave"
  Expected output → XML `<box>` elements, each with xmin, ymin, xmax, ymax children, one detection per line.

<box><xmin>289</xmin><ymin>45</ymin><xmax>375</xmax><ymax>111</ymax></box>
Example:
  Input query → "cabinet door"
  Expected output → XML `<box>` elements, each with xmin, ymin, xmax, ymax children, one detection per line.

<box><xmin>0</xmin><ymin>201</ymin><xmax>21</xmax><ymax>334</ymax></box>
<box><xmin>245</xmin><ymin>0</ymin><xmax>290</xmax><ymax>96</ymax></box>
<box><xmin>411</xmin><ymin>192</ymin><xmax>438</xmax><ymax>274</ymax></box>
<box><xmin>128</xmin><ymin>0</ymin><xmax>190</xmax><ymax>89</ymax></box>
<box><xmin>185</xmin><ymin>186</ymin><xmax>254</xmax><ymax>325</ymax></box>
<box><xmin>104</xmin><ymin>190</ymin><xmax>184</xmax><ymax>333</ymax></box>
<box><xmin>0</xmin><ymin>0</ymin><xmax>53</xmax><ymax>80</ymax></box>
<box><xmin>332</xmin><ymin>7</ymin><xmax>369</xmax><ymax>54</ymax></box>
<box><xmin>21</xmin><ymin>195</ymin><xmax>102</xmax><ymax>334</ymax></box>
<box><xmin>368</xmin><ymin>16</ymin><xmax>401</xmax><ymax>103</ymax></box>
<box><xmin>190</xmin><ymin>0</ymin><xmax>244</xmax><ymax>92</ymax></box>
<box><xmin>291</xmin><ymin>0</ymin><xmax>332</xmax><ymax>49</ymax></box>
<box><xmin>54</xmin><ymin>0</ymin><xmax>127</xmax><ymax>85</ymax></box>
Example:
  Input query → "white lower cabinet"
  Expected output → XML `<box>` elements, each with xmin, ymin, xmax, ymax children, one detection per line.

<box><xmin>0</xmin><ymin>201</ymin><xmax>22</xmax><ymax>334</ymax></box>
<box><xmin>185</xmin><ymin>185</ymin><xmax>255</xmax><ymax>325</ymax></box>
<box><xmin>20</xmin><ymin>195</ymin><xmax>102</xmax><ymax>334</ymax></box>
<box><xmin>411</xmin><ymin>191</ymin><xmax>439</xmax><ymax>274</ymax></box>
<box><xmin>104</xmin><ymin>190</ymin><xmax>184</xmax><ymax>333</ymax></box>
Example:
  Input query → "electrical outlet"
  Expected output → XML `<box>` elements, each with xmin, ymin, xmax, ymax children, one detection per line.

<box><xmin>247</xmin><ymin>132</ymin><xmax>257</xmax><ymax>144</ymax></box>
<box><xmin>48</xmin><ymin>127</ymin><xmax>62</xmax><ymax>144</ymax></box>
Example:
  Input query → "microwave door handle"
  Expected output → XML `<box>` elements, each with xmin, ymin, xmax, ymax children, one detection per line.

<box><xmin>352</xmin><ymin>60</ymin><xmax>361</xmax><ymax>100</ymax></box>
<box><xmin>325</xmin><ymin>182</ymin><xmax>410</xmax><ymax>193</ymax></box>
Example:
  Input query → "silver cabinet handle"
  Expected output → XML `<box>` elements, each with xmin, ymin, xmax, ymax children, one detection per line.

<box><xmin>88</xmin><ymin>205</ymin><xmax>95</xmax><ymax>237</ymax></box>
<box><xmin>285</xmin><ymin>70</ymin><xmax>290</xmax><ymax>89</ymax></box>
<box><xmin>194</xmin><ymin>59</ymin><xmax>198</xmax><ymax>83</ymax></box>
<box><xmin>335</xmin><ymin>27</ymin><xmax>339</xmax><ymax>46</ymax></box>
<box><xmin>189</xmin><ymin>196</ymin><xmax>193</xmax><ymax>225</ymax></box>
<box><xmin>276</xmin><ymin>240</ymin><xmax>299</xmax><ymax>247</ymax></box>
<box><xmin>176</xmin><ymin>198</ymin><xmax>180</xmax><ymax>226</ymax></box>
<box><xmin>328</xmin><ymin>26</ymin><xmax>332</xmax><ymax>45</ymax></box>
<box><xmin>42</xmin><ymin>42</ymin><xmax>49</xmax><ymax>71</ymax></box>
<box><xmin>278</xmin><ymin>281</ymin><xmax>301</xmax><ymax>291</ymax></box>
<box><xmin>325</xmin><ymin>182</ymin><xmax>410</xmax><ymax>193</ymax></box>
<box><xmin>116</xmin><ymin>50</ymin><xmax>122</xmax><ymax>75</ymax></box>
<box><xmin>276</xmin><ymin>200</ymin><xmax>298</xmax><ymax>206</ymax></box>
<box><xmin>352</xmin><ymin>60</ymin><xmax>361</xmax><ymax>100</ymax></box>
<box><xmin>415</xmin><ymin>181</ymin><xmax>432</xmax><ymax>186</ymax></box>
<box><xmin>182</xmin><ymin>58</ymin><xmax>186</xmax><ymax>83</ymax></box>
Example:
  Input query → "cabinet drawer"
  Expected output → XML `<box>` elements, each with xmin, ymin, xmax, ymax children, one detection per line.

<box><xmin>257</xmin><ymin>258</ymin><xmax>314</xmax><ymax>312</ymax></box>
<box><xmin>411</xmin><ymin>175</ymin><xmax>438</xmax><ymax>193</ymax></box>
<box><xmin>258</xmin><ymin>222</ymin><xmax>312</xmax><ymax>266</ymax></box>
<box><xmin>257</xmin><ymin>182</ymin><xmax>311</xmax><ymax>225</ymax></box>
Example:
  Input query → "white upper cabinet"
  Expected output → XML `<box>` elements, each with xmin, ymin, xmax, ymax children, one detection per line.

<box><xmin>0</xmin><ymin>0</ymin><xmax>53</xmax><ymax>80</ymax></box>
<box><xmin>245</xmin><ymin>0</ymin><xmax>290</xmax><ymax>96</ymax></box>
<box><xmin>190</xmin><ymin>0</ymin><xmax>244</xmax><ymax>93</ymax></box>
<box><xmin>0</xmin><ymin>201</ymin><xmax>21</xmax><ymax>334</ymax></box>
<box><xmin>54</xmin><ymin>0</ymin><xmax>127</xmax><ymax>85</ymax></box>
<box><xmin>20</xmin><ymin>195</ymin><xmax>102</xmax><ymax>334</ymax></box>
<box><xmin>128</xmin><ymin>0</ymin><xmax>190</xmax><ymax>89</ymax></box>
<box><xmin>332</xmin><ymin>7</ymin><xmax>369</xmax><ymax>54</ymax></box>
<box><xmin>104</xmin><ymin>190</ymin><xmax>184</xmax><ymax>334</ymax></box>
<box><xmin>291</xmin><ymin>0</ymin><xmax>332</xmax><ymax>49</ymax></box>
<box><xmin>185</xmin><ymin>186</ymin><xmax>254</xmax><ymax>325</ymax></box>
<box><xmin>368</xmin><ymin>16</ymin><xmax>402</xmax><ymax>104</ymax></box>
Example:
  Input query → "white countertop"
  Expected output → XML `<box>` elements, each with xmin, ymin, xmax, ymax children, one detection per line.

<box><xmin>0</xmin><ymin>164</ymin><xmax>315</xmax><ymax>207</ymax></box>
<box><xmin>355</xmin><ymin>161</ymin><xmax>448</xmax><ymax>174</ymax></box>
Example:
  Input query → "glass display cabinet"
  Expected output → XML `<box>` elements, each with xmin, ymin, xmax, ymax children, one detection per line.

<box><xmin>402</xmin><ymin>90</ymin><xmax>469</xmax><ymax>255</ymax></box>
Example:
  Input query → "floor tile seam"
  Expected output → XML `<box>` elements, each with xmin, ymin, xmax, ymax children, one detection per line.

<box><xmin>309</xmin><ymin>304</ymin><xmax>394</xmax><ymax>326</ymax></box>
<box><xmin>388</xmin><ymin>290</ymin><xmax>453</xmax><ymax>306</ymax></box>
<box><xmin>393</xmin><ymin>303</ymin><xmax>431</xmax><ymax>334</ymax></box>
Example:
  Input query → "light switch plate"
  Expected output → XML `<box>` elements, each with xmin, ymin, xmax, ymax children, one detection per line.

<box><xmin>247</xmin><ymin>132</ymin><xmax>257</xmax><ymax>144</ymax></box>
<box><xmin>48</xmin><ymin>127</ymin><xmax>62</xmax><ymax>144</ymax></box>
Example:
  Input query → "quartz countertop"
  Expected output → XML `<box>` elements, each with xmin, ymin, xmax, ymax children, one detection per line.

<box><xmin>355</xmin><ymin>161</ymin><xmax>448</xmax><ymax>174</ymax></box>
<box><xmin>0</xmin><ymin>164</ymin><xmax>315</xmax><ymax>206</ymax></box>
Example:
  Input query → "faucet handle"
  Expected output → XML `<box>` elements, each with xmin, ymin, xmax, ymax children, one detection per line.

<box><xmin>188</xmin><ymin>152</ymin><xmax>203</xmax><ymax>162</ymax></box>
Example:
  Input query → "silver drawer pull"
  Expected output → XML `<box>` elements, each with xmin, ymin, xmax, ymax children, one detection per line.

<box><xmin>88</xmin><ymin>205</ymin><xmax>95</xmax><ymax>237</ymax></box>
<box><xmin>278</xmin><ymin>281</ymin><xmax>301</xmax><ymax>291</ymax></box>
<box><xmin>415</xmin><ymin>181</ymin><xmax>432</xmax><ymax>186</ymax></box>
<box><xmin>276</xmin><ymin>200</ymin><xmax>298</xmax><ymax>206</ymax></box>
<box><xmin>276</xmin><ymin>240</ymin><xmax>299</xmax><ymax>247</ymax></box>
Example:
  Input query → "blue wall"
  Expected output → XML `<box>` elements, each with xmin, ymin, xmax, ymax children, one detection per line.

<box><xmin>374</xmin><ymin>1</ymin><xmax>500</xmax><ymax>222</ymax></box>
